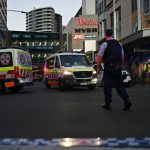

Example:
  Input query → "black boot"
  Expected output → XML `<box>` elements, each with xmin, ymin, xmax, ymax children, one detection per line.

<box><xmin>102</xmin><ymin>104</ymin><xmax>111</xmax><ymax>110</ymax></box>
<box><xmin>123</xmin><ymin>102</ymin><xmax>132</xmax><ymax>111</ymax></box>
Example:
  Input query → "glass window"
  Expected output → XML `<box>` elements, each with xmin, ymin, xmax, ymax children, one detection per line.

<box><xmin>60</xmin><ymin>55</ymin><xmax>90</xmax><ymax>67</ymax></box>
<box><xmin>55</xmin><ymin>56</ymin><xmax>60</xmax><ymax>68</ymax></box>
<box><xmin>132</xmin><ymin>0</ymin><xmax>137</xmax><ymax>12</ymax></box>
<box><xmin>110</xmin><ymin>13</ymin><xmax>114</xmax><ymax>29</ymax></box>
<box><xmin>23</xmin><ymin>34</ymin><xmax>31</xmax><ymax>38</ymax></box>
<box><xmin>116</xmin><ymin>7</ymin><xmax>121</xmax><ymax>39</ymax></box>
<box><xmin>46</xmin><ymin>57</ymin><xmax>55</xmax><ymax>69</ymax></box>
<box><xmin>144</xmin><ymin>0</ymin><xmax>150</xmax><ymax>14</ymax></box>
<box><xmin>12</xmin><ymin>34</ymin><xmax>19</xmax><ymax>38</ymax></box>
<box><xmin>0</xmin><ymin>52</ymin><xmax>13</xmax><ymax>67</ymax></box>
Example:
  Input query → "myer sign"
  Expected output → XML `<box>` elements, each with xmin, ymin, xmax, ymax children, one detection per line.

<box><xmin>72</xmin><ymin>16</ymin><xmax>98</xmax><ymax>52</ymax></box>
<box><xmin>75</xmin><ymin>17</ymin><xmax>98</xmax><ymax>26</ymax></box>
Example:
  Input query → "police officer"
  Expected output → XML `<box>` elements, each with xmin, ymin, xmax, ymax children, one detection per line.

<box><xmin>97</xmin><ymin>29</ymin><xmax>132</xmax><ymax>111</ymax></box>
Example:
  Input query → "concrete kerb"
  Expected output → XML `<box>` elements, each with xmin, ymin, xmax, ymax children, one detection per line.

<box><xmin>0</xmin><ymin>145</ymin><xmax>150</xmax><ymax>150</ymax></box>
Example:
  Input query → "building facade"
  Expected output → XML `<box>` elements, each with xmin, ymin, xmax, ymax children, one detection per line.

<box><xmin>0</xmin><ymin>0</ymin><xmax>7</xmax><ymax>47</ymax></box>
<box><xmin>64</xmin><ymin>0</ymin><xmax>98</xmax><ymax>53</ymax></box>
<box><xmin>96</xmin><ymin>0</ymin><xmax>106</xmax><ymax>40</ymax></box>
<box><xmin>55</xmin><ymin>13</ymin><xmax>62</xmax><ymax>33</ymax></box>
<box><xmin>121</xmin><ymin>0</ymin><xmax>150</xmax><ymax>82</ymax></box>
<box><xmin>8</xmin><ymin>31</ymin><xmax>61</xmax><ymax>67</ymax></box>
<box><xmin>96</xmin><ymin>0</ymin><xmax>150</xmax><ymax>82</ymax></box>
<box><xmin>82</xmin><ymin>0</ymin><xmax>96</xmax><ymax>15</ymax></box>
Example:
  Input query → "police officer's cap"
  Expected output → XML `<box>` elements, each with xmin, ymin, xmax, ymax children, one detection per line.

<box><xmin>105</xmin><ymin>29</ymin><xmax>113</xmax><ymax>36</ymax></box>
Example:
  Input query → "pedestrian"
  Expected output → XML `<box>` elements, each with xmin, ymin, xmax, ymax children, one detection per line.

<box><xmin>96</xmin><ymin>29</ymin><xmax>132</xmax><ymax>111</ymax></box>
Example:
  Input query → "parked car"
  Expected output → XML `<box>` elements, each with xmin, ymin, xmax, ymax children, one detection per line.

<box><xmin>94</xmin><ymin>64</ymin><xmax>131</xmax><ymax>87</ymax></box>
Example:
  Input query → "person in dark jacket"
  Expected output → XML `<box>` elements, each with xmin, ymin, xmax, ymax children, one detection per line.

<box><xmin>97</xmin><ymin>29</ymin><xmax>132</xmax><ymax>111</ymax></box>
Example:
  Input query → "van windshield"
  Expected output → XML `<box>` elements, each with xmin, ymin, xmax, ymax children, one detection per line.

<box><xmin>60</xmin><ymin>55</ymin><xmax>90</xmax><ymax>67</ymax></box>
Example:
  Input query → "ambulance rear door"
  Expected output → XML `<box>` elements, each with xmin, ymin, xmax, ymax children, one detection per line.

<box><xmin>0</xmin><ymin>50</ymin><xmax>14</xmax><ymax>79</ymax></box>
<box><xmin>17</xmin><ymin>50</ymin><xmax>33</xmax><ymax>85</ymax></box>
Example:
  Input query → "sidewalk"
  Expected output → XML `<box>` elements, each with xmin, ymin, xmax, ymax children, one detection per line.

<box><xmin>131</xmin><ymin>82</ymin><xmax>150</xmax><ymax>88</ymax></box>
<box><xmin>0</xmin><ymin>145</ymin><xmax>149</xmax><ymax>150</ymax></box>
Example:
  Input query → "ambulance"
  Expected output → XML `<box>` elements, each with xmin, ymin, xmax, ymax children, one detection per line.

<box><xmin>0</xmin><ymin>47</ymin><xmax>33</xmax><ymax>93</ymax></box>
<box><xmin>44</xmin><ymin>52</ymin><xmax>97</xmax><ymax>90</ymax></box>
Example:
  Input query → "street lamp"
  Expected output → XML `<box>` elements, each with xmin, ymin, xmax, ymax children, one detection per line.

<box><xmin>7</xmin><ymin>9</ymin><xmax>27</xmax><ymax>14</ymax></box>
<box><xmin>6</xmin><ymin>9</ymin><xmax>27</xmax><ymax>30</ymax></box>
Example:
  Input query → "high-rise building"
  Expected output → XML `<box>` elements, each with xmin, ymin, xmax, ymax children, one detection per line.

<box><xmin>26</xmin><ymin>7</ymin><xmax>56</xmax><ymax>32</ymax></box>
<box><xmin>55</xmin><ymin>13</ymin><xmax>62</xmax><ymax>33</ymax></box>
<box><xmin>0</xmin><ymin>0</ymin><xmax>7</xmax><ymax>47</ymax></box>
<box><xmin>0</xmin><ymin>0</ymin><xmax>7</xmax><ymax>28</ymax></box>
<box><xmin>82</xmin><ymin>0</ymin><xmax>96</xmax><ymax>15</ymax></box>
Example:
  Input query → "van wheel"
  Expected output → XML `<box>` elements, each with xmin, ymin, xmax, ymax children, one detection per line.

<box><xmin>87</xmin><ymin>85</ymin><xmax>96</xmax><ymax>90</ymax></box>
<box><xmin>8</xmin><ymin>86</ymin><xmax>20</xmax><ymax>93</ymax></box>
<box><xmin>45</xmin><ymin>79</ymin><xmax>51</xmax><ymax>89</ymax></box>
<box><xmin>0</xmin><ymin>81</ymin><xmax>6</xmax><ymax>94</ymax></box>
<box><xmin>125</xmin><ymin>81</ymin><xmax>131</xmax><ymax>88</ymax></box>
<box><xmin>58</xmin><ymin>79</ymin><xmax>66</xmax><ymax>90</ymax></box>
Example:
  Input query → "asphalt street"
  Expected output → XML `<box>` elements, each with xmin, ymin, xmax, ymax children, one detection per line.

<box><xmin>0</xmin><ymin>82</ymin><xmax>150</xmax><ymax>149</ymax></box>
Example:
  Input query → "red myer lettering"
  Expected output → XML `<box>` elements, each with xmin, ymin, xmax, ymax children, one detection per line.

<box><xmin>75</xmin><ymin>17</ymin><xmax>98</xmax><ymax>26</ymax></box>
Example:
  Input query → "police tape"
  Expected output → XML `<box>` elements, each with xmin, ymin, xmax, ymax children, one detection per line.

<box><xmin>0</xmin><ymin>137</ymin><xmax>150</xmax><ymax>147</ymax></box>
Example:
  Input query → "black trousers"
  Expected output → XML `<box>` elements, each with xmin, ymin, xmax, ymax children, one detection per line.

<box><xmin>103</xmin><ymin>67</ymin><xmax>129</xmax><ymax>105</ymax></box>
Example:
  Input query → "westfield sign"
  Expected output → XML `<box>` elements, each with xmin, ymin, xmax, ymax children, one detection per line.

<box><xmin>75</xmin><ymin>17</ymin><xmax>98</xmax><ymax>26</ymax></box>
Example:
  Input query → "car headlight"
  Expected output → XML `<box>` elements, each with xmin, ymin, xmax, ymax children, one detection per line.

<box><xmin>93</xmin><ymin>70</ymin><xmax>97</xmax><ymax>74</ymax></box>
<box><xmin>63</xmin><ymin>71</ymin><xmax>72</xmax><ymax>75</ymax></box>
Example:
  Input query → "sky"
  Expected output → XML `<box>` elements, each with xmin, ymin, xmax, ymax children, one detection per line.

<box><xmin>7</xmin><ymin>0</ymin><xmax>82</xmax><ymax>31</ymax></box>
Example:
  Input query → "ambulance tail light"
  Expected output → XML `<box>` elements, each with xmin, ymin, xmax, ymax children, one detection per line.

<box><xmin>14</xmin><ymin>66</ymin><xmax>19</xmax><ymax>78</ymax></box>
<box><xmin>44</xmin><ymin>64</ymin><xmax>48</xmax><ymax>71</ymax></box>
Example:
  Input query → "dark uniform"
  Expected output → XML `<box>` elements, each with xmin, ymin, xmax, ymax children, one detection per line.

<box><xmin>98</xmin><ymin>38</ymin><xmax>132</xmax><ymax>110</ymax></box>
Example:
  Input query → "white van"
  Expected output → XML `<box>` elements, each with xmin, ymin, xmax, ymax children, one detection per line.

<box><xmin>44</xmin><ymin>52</ymin><xmax>97</xmax><ymax>90</ymax></box>
<box><xmin>0</xmin><ymin>47</ymin><xmax>33</xmax><ymax>93</ymax></box>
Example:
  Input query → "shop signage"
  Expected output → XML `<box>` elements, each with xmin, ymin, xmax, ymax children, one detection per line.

<box><xmin>75</xmin><ymin>17</ymin><xmax>98</xmax><ymax>26</ymax></box>
<box><xmin>74</xmin><ymin>34</ymin><xmax>96</xmax><ymax>40</ymax></box>
<box><xmin>75</xmin><ymin>28</ymin><xmax>98</xmax><ymax>33</ymax></box>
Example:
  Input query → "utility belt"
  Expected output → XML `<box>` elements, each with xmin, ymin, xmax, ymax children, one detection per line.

<box><xmin>104</xmin><ymin>63</ymin><xmax>123</xmax><ymax>79</ymax></box>
<box><xmin>104</xmin><ymin>63</ymin><xmax>122</xmax><ymax>71</ymax></box>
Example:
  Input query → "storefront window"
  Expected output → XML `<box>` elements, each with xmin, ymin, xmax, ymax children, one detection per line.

<box><xmin>130</xmin><ymin>52</ymin><xmax>150</xmax><ymax>83</ymax></box>
<box><xmin>132</xmin><ymin>0</ymin><xmax>138</xmax><ymax>33</ymax></box>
